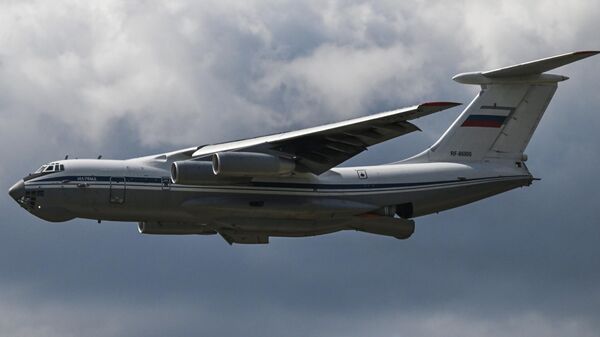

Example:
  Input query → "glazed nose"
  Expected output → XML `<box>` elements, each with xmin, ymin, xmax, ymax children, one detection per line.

<box><xmin>8</xmin><ymin>179</ymin><xmax>25</xmax><ymax>202</ymax></box>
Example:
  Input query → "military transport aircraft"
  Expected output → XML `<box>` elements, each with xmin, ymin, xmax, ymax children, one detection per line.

<box><xmin>8</xmin><ymin>51</ymin><xmax>598</xmax><ymax>244</ymax></box>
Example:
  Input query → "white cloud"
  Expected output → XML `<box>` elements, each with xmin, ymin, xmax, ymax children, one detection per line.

<box><xmin>2</xmin><ymin>0</ymin><xmax>598</xmax><ymax>149</ymax></box>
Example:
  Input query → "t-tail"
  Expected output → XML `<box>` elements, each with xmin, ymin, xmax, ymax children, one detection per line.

<box><xmin>407</xmin><ymin>51</ymin><xmax>599</xmax><ymax>164</ymax></box>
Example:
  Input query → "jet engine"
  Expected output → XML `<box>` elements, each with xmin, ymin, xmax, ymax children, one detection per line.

<box><xmin>138</xmin><ymin>221</ymin><xmax>217</xmax><ymax>235</ymax></box>
<box><xmin>170</xmin><ymin>160</ymin><xmax>215</xmax><ymax>184</ymax></box>
<box><xmin>212</xmin><ymin>152</ymin><xmax>295</xmax><ymax>177</ymax></box>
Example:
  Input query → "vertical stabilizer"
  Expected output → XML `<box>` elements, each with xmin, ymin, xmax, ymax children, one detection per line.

<box><xmin>407</xmin><ymin>51</ymin><xmax>598</xmax><ymax>163</ymax></box>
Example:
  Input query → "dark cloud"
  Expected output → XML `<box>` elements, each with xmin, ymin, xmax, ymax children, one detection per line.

<box><xmin>1</xmin><ymin>1</ymin><xmax>599</xmax><ymax>336</ymax></box>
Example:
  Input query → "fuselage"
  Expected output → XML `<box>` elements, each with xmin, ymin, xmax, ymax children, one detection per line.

<box><xmin>8</xmin><ymin>51</ymin><xmax>595</xmax><ymax>243</ymax></box>
<box><xmin>9</xmin><ymin>154</ymin><xmax>533</xmax><ymax>228</ymax></box>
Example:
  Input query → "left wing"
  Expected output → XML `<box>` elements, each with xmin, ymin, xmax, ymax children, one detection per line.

<box><xmin>191</xmin><ymin>102</ymin><xmax>460</xmax><ymax>174</ymax></box>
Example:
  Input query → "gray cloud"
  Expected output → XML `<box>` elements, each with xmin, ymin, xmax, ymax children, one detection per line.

<box><xmin>1</xmin><ymin>0</ymin><xmax>600</xmax><ymax>336</ymax></box>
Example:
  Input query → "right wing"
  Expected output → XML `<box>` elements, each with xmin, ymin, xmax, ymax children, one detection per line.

<box><xmin>190</xmin><ymin>102</ymin><xmax>460</xmax><ymax>174</ymax></box>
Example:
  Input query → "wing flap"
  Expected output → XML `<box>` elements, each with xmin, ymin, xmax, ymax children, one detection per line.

<box><xmin>279</xmin><ymin>120</ymin><xmax>420</xmax><ymax>174</ymax></box>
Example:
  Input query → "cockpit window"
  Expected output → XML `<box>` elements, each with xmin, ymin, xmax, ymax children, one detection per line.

<box><xmin>26</xmin><ymin>162</ymin><xmax>65</xmax><ymax>181</ymax></box>
<box><xmin>34</xmin><ymin>162</ymin><xmax>65</xmax><ymax>174</ymax></box>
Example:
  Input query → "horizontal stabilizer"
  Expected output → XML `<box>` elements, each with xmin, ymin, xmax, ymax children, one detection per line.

<box><xmin>454</xmin><ymin>51</ymin><xmax>599</xmax><ymax>84</ymax></box>
<box><xmin>483</xmin><ymin>51</ymin><xmax>599</xmax><ymax>77</ymax></box>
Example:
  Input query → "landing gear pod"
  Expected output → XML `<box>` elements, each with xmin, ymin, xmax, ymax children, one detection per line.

<box><xmin>138</xmin><ymin>221</ymin><xmax>217</xmax><ymax>235</ymax></box>
<box><xmin>352</xmin><ymin>216</ymin><xmax>415</xmax><ymax>240</ymax></box>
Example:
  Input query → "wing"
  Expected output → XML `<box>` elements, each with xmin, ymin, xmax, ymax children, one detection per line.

<box><xmin>191</xmin><ymin>102</ymin><xmax>460</xmax><ymax>174</ymax></box>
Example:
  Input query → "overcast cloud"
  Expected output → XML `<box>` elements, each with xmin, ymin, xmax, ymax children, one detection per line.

<box><xmin>1</xmin><ymin>1</ymin><xmax>599</xmax><ymax>336</ymax></box>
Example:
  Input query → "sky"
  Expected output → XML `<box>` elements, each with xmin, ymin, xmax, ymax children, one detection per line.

<box><xmin>1</xmin><ymin>1</ymin><xmax>599</xmax><ymax>336</ymax></box>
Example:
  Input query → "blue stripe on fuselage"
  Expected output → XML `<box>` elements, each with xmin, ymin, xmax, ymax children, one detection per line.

<box><xmin>30</xmin><ymin>174</ymin><xmax>533</xmax><ymax>191</ymax></box>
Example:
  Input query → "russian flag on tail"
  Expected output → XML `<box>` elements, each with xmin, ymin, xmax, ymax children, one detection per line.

<box><xmin>461</xmin><ymin>114</ymin><xmax>507</xmax><ymax>128</ymax></box>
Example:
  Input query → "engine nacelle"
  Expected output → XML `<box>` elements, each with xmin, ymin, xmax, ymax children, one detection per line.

<box><xmin>212</xmin><ymin>152</ymin><xmax>295</xmax><ymax>177</ymax></box>
<box><xmin>171</xmin><ymin>160</ymin><xmax>217</xmax><ymax>184</ymax></box>
<box><xmin>138</xmin><ymin>221</ymin><xmax>217</xmax><ymax>235</ymax></box>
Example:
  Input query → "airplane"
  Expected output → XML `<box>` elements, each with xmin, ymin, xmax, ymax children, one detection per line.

<box><xmin>8</xmin><ymin>51</ymin><xmax>598</xmax><ymax>244</ymax></box>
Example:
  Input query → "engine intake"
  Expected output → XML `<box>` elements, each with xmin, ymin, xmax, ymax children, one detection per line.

<box><xmin>212</xmin><ymin>152</ymin><xmax>295</xmax><ymax>177</ymax></box>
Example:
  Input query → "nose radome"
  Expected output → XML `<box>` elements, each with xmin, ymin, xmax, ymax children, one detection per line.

<box><xmin>8</xmin><ymin>179</ymin><xmax>25</xmax><ymax>202</ymax></box>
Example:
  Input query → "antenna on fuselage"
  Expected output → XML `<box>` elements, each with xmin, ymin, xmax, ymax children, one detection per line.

<box><xmin>97</xmin><ymin>155</ymin><xmax>102</xmax><ymax>159</ymax></box>
<box><xmin>64</xmin><ymin>155</ymin><xmax>69</xmax><ymax>160</ymax></box>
